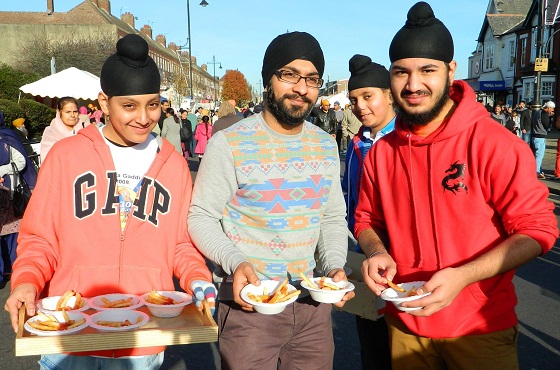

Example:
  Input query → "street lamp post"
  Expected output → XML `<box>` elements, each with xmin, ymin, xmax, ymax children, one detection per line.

<box><xmin>186</xmin><ymin>0</ymin><xmax>210</xmax><ymax>102</ymax></box>
<box><xmin>207</xmin><ymin>55</ymin><xmax>222</xmax><ymax>109</ymax></box>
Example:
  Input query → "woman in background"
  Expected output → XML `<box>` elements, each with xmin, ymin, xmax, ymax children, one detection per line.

<box><xmin>194</xmin><ymin>115</ymin><xmax>212</xmax><ymax>162</ymax></box>
<box><xmin>40</xmin><ymin>97</ymin><xmax>82</xmax><ymax>163</ymax></box>
<box><xmin>161</xmin><ymin>107</ymin><xmax>182</xmax><ymax>154</ymax></box>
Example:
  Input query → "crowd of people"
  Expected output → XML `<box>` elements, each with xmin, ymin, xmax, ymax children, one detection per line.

<box><xmin>1</xmin><ymin>2</ymin><xmax>558</xmax><ymax>370</ymax></box>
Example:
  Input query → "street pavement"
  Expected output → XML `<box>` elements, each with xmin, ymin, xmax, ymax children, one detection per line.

<box><xmin>1</xmin><ymin>133</ymin><xmax>560</xmax><ymax>369</ymax></box>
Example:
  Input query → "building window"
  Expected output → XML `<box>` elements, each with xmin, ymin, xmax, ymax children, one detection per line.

<box><xmin>520</xmin><ymin>37</ymin><xmax>527</xmax><ymax>67</ymax></box>
<box><xmin>523</xmin><ymin>81</ymin><xmax>532</xmax><ymax>101</ymax></box>
<box><xmin>509</xmin><ymin>40</ymin><xmax>515</xmax><ymax>69</ymax></box>
<box><xmin>485</xmin><ymin>44</ymin><xmax>494</xmax><ymax>70</ymax></box>
<box><xmin>542</xmin><ymin>81</ymin><xmax>553</xmax><ymax>97</ymax></box>
<box><xmin>531</xmin><ymin>27</ymin><xmax>538</xmax><ymax>61</ymax></box>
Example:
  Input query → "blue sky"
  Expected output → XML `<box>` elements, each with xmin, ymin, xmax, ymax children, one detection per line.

<box><xmin>3</xmin><ymin>1</ymin><xmax>489</xmax><ymax>91</ymax></box>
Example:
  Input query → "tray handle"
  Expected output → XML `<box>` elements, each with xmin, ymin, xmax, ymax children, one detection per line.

<box><xmin>200</xmin><ymin>300</ymin><xmax>216</xmax><ymax>327</ymax></box>
<box><xmin>16</xmin><ymin>305</ymin><xmax>26</xmax><ymax>339</ymax></box>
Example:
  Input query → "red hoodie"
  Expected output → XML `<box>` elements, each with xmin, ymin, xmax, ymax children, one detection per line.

<box><xmin>355</xmin><ymin>81</ymin><xmax>558</xmax><ymax>338</ymax></box>
<box><xmin>12</xmin><ymin>125</ymin><xmax>211</xmax><ymax>356</ymax></box>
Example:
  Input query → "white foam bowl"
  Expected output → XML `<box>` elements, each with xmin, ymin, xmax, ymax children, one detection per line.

<box><xmin>141</xmin><ymin>291</ymin><xmax>192</xmax><ymax>318</ymax></box>
<box><xmin>241</xmin><ymin>280</ymin><xmax>299</xmax><ymax>315</ymax></box>
<box><xmin>24</xmin><ymin>311</ymin><xmax>90</xmax><ymax>336</ymax></box>
<box><xmin>89</xmin><ymin>310</ymin><xmax>149</xmax><ymax>332</ymax></box>
<box><xmin>38</xmin><ymin>295</ymin><xmax>90</xmax><ymax>312</ymax></box>
<box><xmin>300</xmin><ymin>277</ymin><xmax>355</xmax><ymax>303</ymax></box>
<box><xmin>88</xmin><ymin>293</ymin><xmax>143</xmax><ymax>311</ymax></box>
<box><xmin>380</xmin><ymin>281</ymin><xmax>431</xmax><ymax>312</ymax></box>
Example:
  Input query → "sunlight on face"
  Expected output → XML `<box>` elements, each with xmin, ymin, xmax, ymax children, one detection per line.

<box><xmin>99</xmin><ymin>93</ymin><xmax>161</xmax><ymax>146</ymax></box>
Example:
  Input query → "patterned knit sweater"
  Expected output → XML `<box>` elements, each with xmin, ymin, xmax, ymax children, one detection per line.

<box><xmin>188</xmin><ymin>113</ymin><xmax>348</xmax><ymax>282</ymax></box>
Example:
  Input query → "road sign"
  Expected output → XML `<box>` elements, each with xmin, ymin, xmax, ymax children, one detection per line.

<box><xmin>535</xmin><ymin>58</ymin><xmax>549</xmax><ymax>72</ymax></box>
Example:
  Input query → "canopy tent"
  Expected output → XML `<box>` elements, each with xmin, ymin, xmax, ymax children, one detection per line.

<box><xmin>19</xmin><ymin>67</ymin><xmax>101</xmax><ymax>101</ymax></box>
<box><xmin>324</xmin><ymin>92</ymin><xmax>350</xmax><ymax>108</ymax></box>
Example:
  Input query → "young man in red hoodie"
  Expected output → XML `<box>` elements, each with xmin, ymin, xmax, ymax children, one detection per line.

<box><xmin>5</xmin><ymin>34</ymin><xmax>215</xmax><ymax>369</ymax></box>
<box><xmin>354</xmin><ymin>2</ymin><xmax>558</xmax><ymax>369</ymax></box>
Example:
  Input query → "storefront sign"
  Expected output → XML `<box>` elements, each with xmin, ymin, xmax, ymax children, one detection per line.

<box><xmin>479</xmin><ymin>80</ymin><xmax>506</xmax><ymax>91</ymax></box>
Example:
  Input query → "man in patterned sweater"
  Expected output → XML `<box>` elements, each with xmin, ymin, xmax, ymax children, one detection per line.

<box><xmin>188</xmin><ymin>31</ymin><xmax>354</xmax><ymax>370</ymax></box>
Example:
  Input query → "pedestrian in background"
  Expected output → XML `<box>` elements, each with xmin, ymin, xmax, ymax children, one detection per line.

<box><xmin>0</xmin><ymin>112</ymin><xmax>38</xmax><ymax>289</ymax></box>
<box><xmin>343</xmin><ymin>54</ymin><xmax>395</xmax><ymax>370</ymax></box>
<box><xmin>212</xmin><ymin>100</ymin><xmax>242</xmax><ymax>136</ymax></box>
<box><xmin>194</xmin><ymin>115</ymin><xmax>212</xmax><ymax>162</ymax></box>
<box><xmin>517</xmin><ymin>100</ymin><xmax>532</xmax><ymax>144</ymax></box>
<box><xmin>179</xmin><ymin>109</ymin><xmax>193</xmax><ymax>159</ymax></box>
<box><xmin>355</xmin><ymin>2</ymin><xmax>558</xmax><ymax>368</ymax></box>
<box><xmin>161</xmin><ymin>107</ymin><xmax>182</xmax><ymax>154</ymax></box>
<box><xmin>341</xmin><ymin>103</ymin><xmax>362</xmax><ymax>154</ymax></box>
<box><xmin>312</xmin><ymin>99</ymin><xmax>337</xmax><ymax>137</ymax></box>
<box><xmin>532</xmin><ymin>101</ymin><xmax>555</xmax><ymax>179</ymax></box>
<box><xmin>40</xmin><ymin>96</ymin><xmax>82</xmax><ymax>163</ymax></box>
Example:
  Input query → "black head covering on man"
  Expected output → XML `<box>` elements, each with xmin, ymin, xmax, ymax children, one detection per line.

<box><xmin>261</xmin><ymin>31</ymin><xmax>325</xmax><ymax>87</ymax></box>
<box><xmin>389</xmin><ymin>1</ymin><xmax>454</xmax><ymax>63</ymax></box>
<box><xmin>101</xmin><ymin>34</ymin><xmax>161</xmax><ymax>96</ymax></box>
<box><xmin>348</xmin><ymin>54</ymin><xmax>390</xmax><ymax>92</ymax></box>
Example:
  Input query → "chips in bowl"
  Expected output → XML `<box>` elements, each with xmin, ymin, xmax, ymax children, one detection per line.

<box><xmin>141</xmin><ymin>290</ymin><xmax>192</xmax><ymax>318</ymax></box>
<box><xmin>241</xmin><ymin>279</ymin><xmax>300</xmax><ymax>315</ymax></box>
<box><xmin>88</xmin><ymin>293</ymin><xmax>143</xmax><ymax>311</ymax></box>
<box><xmin>300</xmin><ymin>276</ymin><xmax>355</xmax><ymax>304</ymax></box>
<box><xmin>380</xmin><ymin>281</ymin><xmax>431</xmax><ymax>312</ymax></box>
<box><xmin>89</xmin><ymin>309</ymin><xmax>149</xmax><ymax>332</ymax></box>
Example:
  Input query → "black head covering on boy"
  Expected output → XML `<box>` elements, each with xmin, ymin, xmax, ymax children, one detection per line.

<box><xmin>348</xmin><ymin>54</ymin><xmax>390</xmax><ymax>91</ymax></box>
<box><xmin>101</xmin><ymin>34</ymin><xmax>160</xmax><ymax>96</ymax></box>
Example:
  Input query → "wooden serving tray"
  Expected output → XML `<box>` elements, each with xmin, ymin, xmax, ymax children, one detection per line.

<box><xmin>15</xmin><ymin>302</ymin><xmax>217</xmax><ymax>356</ymax></box>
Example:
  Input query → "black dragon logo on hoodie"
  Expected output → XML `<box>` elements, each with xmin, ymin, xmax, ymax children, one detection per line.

<box><xmin>442</xmin><ymin>161</ymin><xmax>468</xmax><ymax>194</ymax></box>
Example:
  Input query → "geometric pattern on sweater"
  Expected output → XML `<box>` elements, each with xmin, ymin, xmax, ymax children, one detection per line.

<box><xmin>221</xmin><ymin>116</ymin><xmax>338</xmax><ymax>279</ymax></box>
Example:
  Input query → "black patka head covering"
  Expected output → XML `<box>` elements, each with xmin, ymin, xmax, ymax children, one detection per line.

<box><xmin>348</xmin><ymin>55</ymin><xmax>390</xmax><ymax>91</ymax></box>
<box><xmin>101</xmin><ymin>34</ymin><xmax>160</xmax><ymax>96</ymax></box>
<box><xmin>261</xmin><ymin>31</ymin><xmax>325</xmax><ymax>87</ymax></box>
<box><xmin>389</xmin><ymin>1</ymin><xmax>454</xmax><ymax>63</ymax></box>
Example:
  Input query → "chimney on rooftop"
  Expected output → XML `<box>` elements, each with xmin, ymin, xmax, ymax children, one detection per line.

<box><xmin>47</xmin><ymin>0</ymin><xmax>54</xmax><ymax>14</ymax></box>
<box><xmin>98</xmin><ymin>0</ymin><xmax>111</xmax><ymax>13</ymax></box>
<box><xmin>121</xmin><ymin>12</ymin><xmax>135</xmax><ymax>29</ymax></box>
<box><xmin>168</xmin><ymin>42</ymin><xmax>178</xmax><ymax>52</ymax></box>
<box><xmin>141</xmin><ymin>24</ymin><xmax>153</xmax><ymax>39</ymax></box>
<box><xmin>156</xmin><ymin>34</ymin><xmax>167</xmax><ymax>47</ymax></box>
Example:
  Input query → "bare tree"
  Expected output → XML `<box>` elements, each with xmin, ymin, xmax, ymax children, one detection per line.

<box><xmin>15</xmin><ymin>32</ymin><xmax>117</xmax><ymax>78</ymax></box>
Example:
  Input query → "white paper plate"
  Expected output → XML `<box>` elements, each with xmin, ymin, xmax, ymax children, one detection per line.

<box><xmin>37</xmin><ymin>295</ymin><xmax>90</xmax><ymax>313</ymax></box>
<box><xmin>24</xmin><ymin>311</ymin><xmax>89</xmax><ymax>336</ymax></box>
<box><xmin>89</xmin><ymin>310</ymin><xmax>149</xmax><ymax>332</ymax></box>
<box><xmin>88</xmin><ymin>293</ymin><xmax>143</xmax><ymax>311</ymax></box>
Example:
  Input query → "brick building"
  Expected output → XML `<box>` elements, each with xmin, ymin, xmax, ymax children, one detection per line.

<box><xmin>0</xmin><ymin>0</ymin><xmax>217</xmax><ymax>104</ymax></box>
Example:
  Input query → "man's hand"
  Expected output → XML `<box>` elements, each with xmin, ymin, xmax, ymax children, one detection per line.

<box><xmin>327</xmin><ymin>268</ymin><xmax>355</xmax><ymax>307</ymax></box>
<box><xmin>4</xmin><ymin>283</ymin><xmax>38</xmax><ymax>333</ymax></box>
<box><xmin>232</xmin><ymin>262</ymin><xmax>260</xmax><ymax>311</ymax></box>
<box><xmin>361</xmin><ymin>253</ymin><xmax>397</xmax><ymax>296</ymax></box>
<box><xmin>400</xmin><ymin>267</ymin><xmax>468</xmax><ymax>316</ymax></box>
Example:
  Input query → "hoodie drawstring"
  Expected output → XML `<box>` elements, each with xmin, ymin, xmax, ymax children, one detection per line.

<box><xmin>406</xmin><ymin>134</ymin><xmax>423</xmax><ymax>268</ymax></box>
<box><xmin>427</xmin><ymin>143</ymin><xmax>442</xmax><ymax>270</ymax></box>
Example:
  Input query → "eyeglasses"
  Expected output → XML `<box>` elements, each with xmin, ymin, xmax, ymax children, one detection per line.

<box><xmin>274</xmin><ymin>70</ymin><xmax>324</xmax><ymax>89</ymax></box>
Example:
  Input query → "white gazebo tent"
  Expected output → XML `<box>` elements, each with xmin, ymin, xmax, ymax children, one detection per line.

<box><xmin>19</xmin><ymin>67</ymin><xmax>101</xmax><ymax>101</ymax></box>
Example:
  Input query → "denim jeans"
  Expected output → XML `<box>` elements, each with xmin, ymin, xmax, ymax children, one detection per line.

<box><xmin>522</xmin><ymin>132</ymin><xmax>531</xmax><ymax>146</ymax></box>
<box><xmin>39</xmin><ymin>353</ymin><xmax>164</xmax><ymax>370</ymax></box>
<box><xmin>533</xmin><ymin>137</ymin><xmax>546</xmax><ymax>173</ymax></box>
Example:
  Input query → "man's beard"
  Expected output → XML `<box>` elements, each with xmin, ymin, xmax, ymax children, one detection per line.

<box><xmin>395</xmin><ymin>77</ymin><xmax>450</xmax><ymax>127</ymax></box>
<box><xmin>265</xmin><ymin>85</ymin><xmax>314</xmax><ymax>126</ymax></box>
